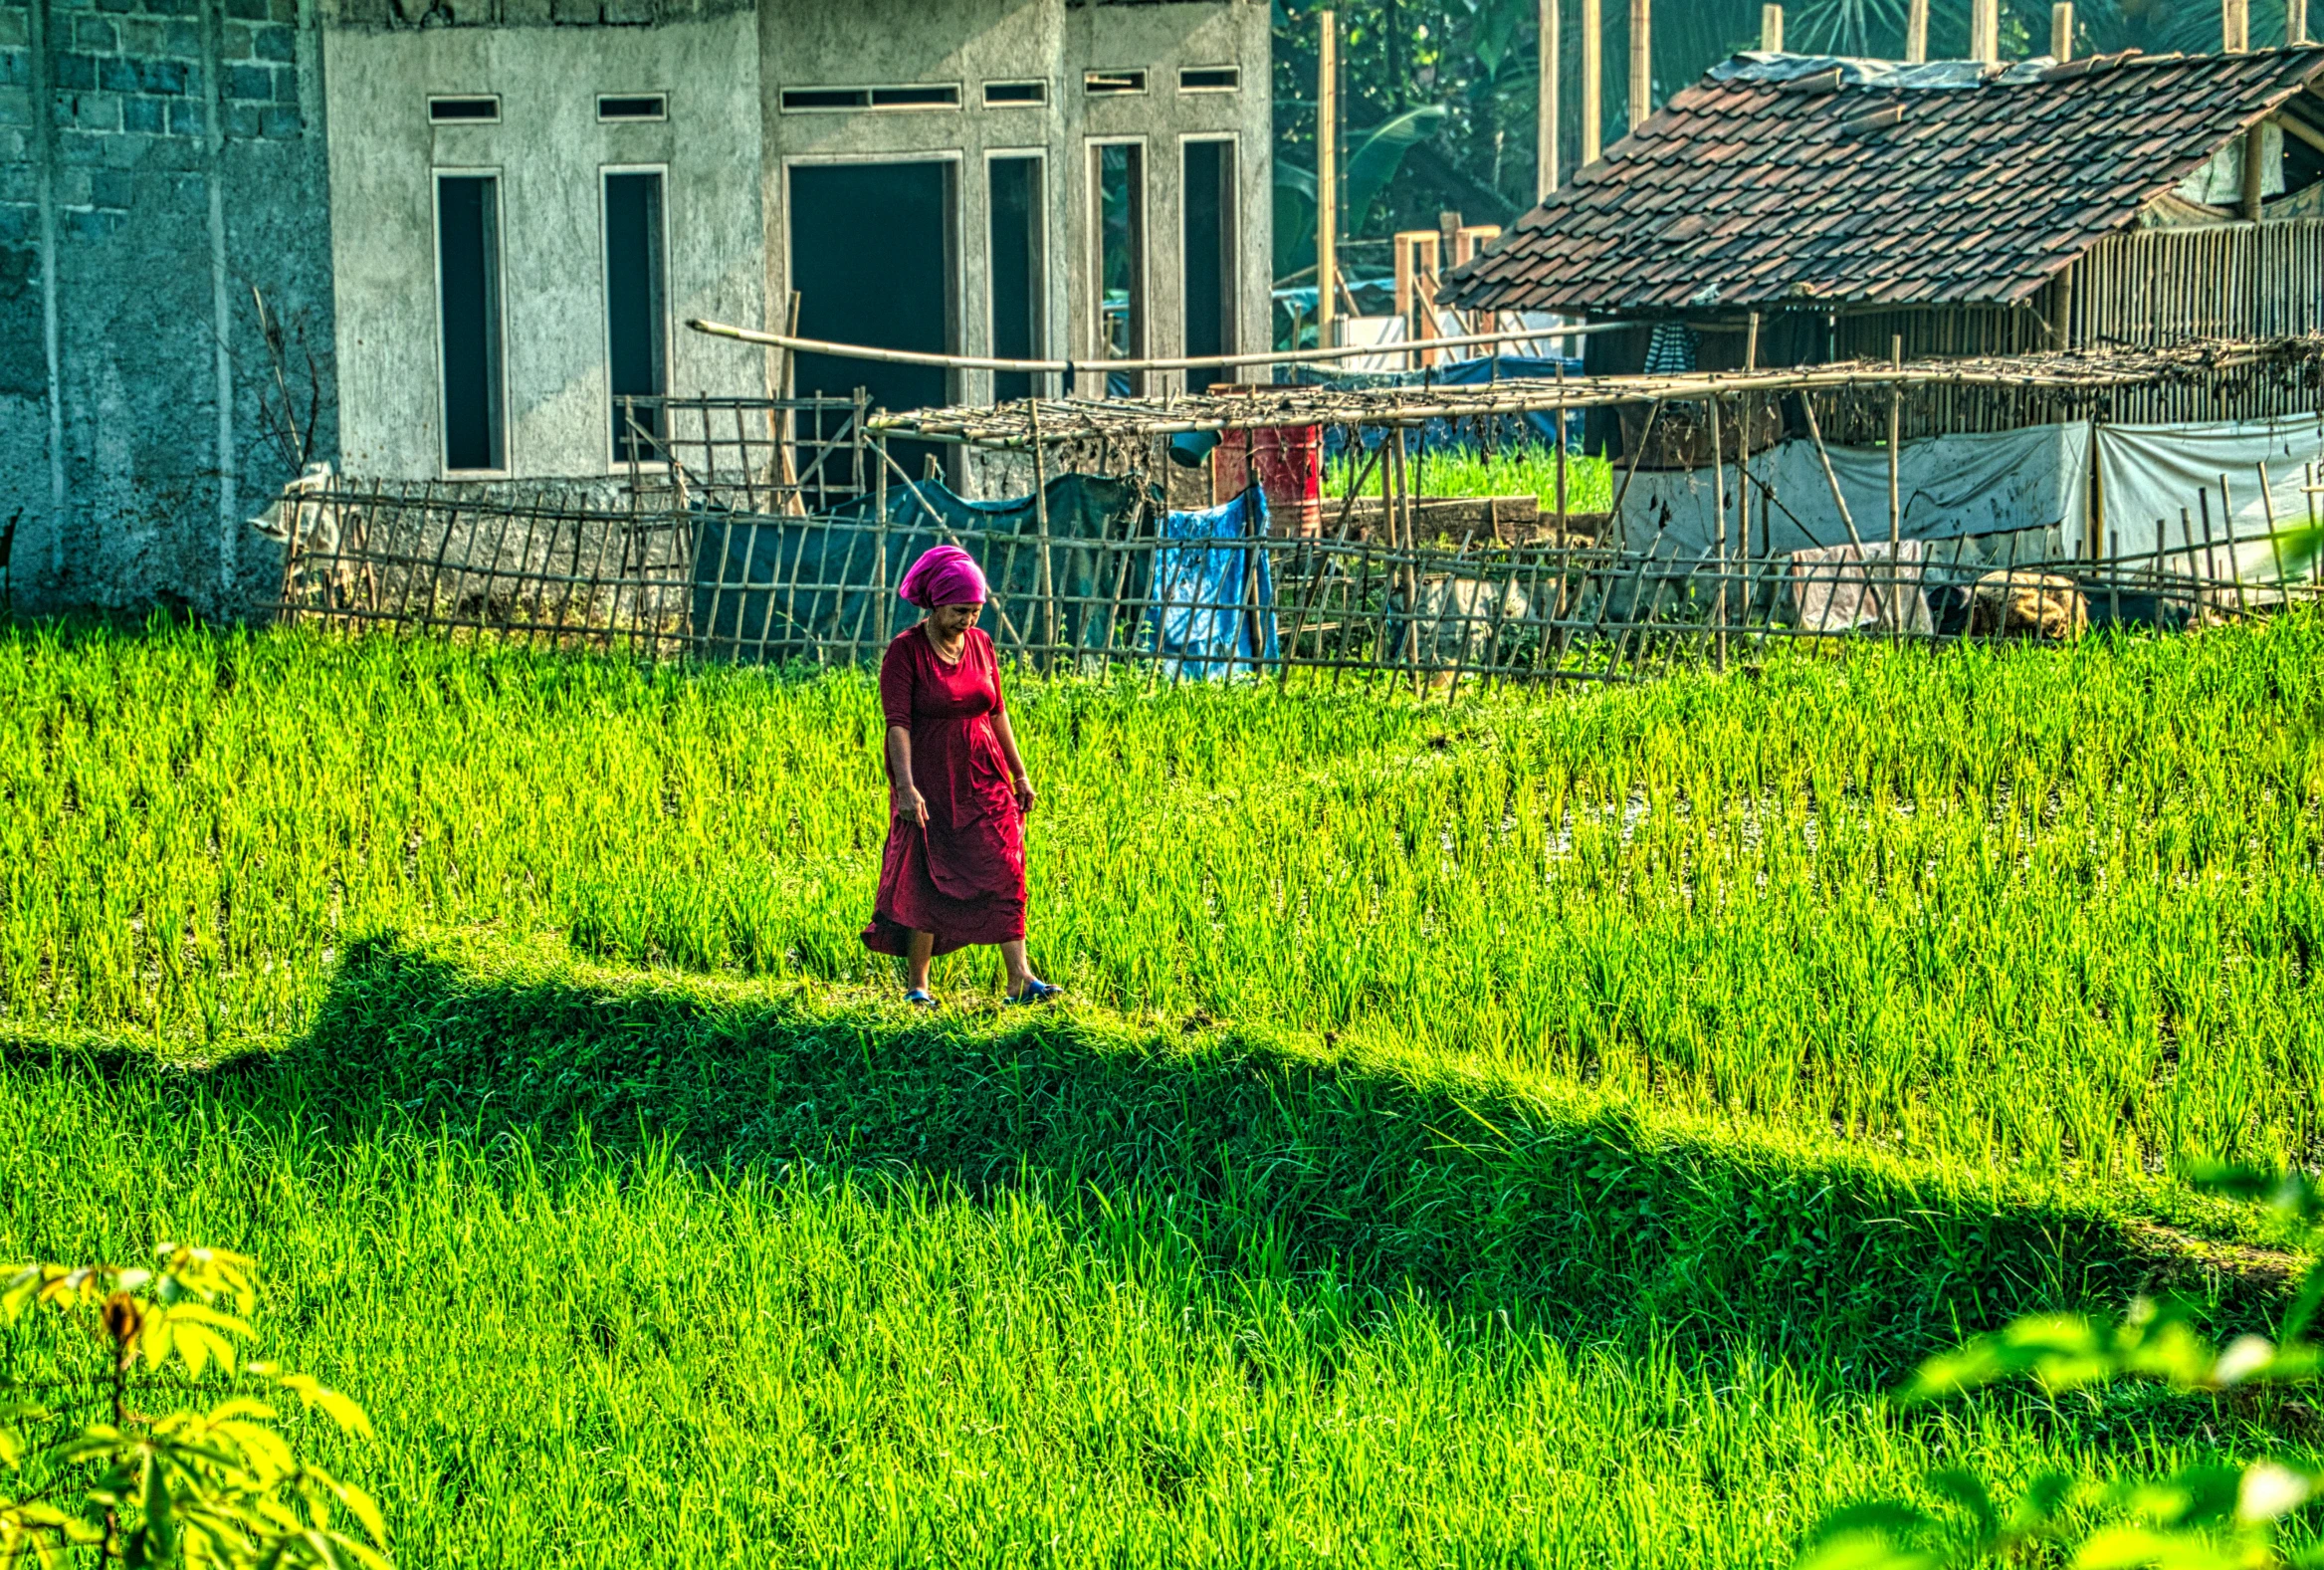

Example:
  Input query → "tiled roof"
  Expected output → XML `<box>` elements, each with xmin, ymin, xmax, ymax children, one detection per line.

<box><xmin>1442</xmin><ymin>47</ymin><xmax>2324</xmax><ymax>315</ymax></box>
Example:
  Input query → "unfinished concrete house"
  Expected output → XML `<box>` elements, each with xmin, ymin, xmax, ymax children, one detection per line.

<box><xmin>0</xmin><ymin>0</ymin><xmax>1271</xmax><ymax>613</ymax></box>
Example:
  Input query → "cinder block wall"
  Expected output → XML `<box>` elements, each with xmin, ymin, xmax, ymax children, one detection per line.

<box><xmin>0</xmin><ymin>0</ymin><xmax>334</xmax><ymax>617</ymax></box>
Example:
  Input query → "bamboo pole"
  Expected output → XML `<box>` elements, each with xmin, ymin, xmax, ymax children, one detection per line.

<box><xmin>1539</xmin><ymin>0</ymin><xmax>1560</xmax><ymax>198</ymax></box>
<box><xmin>2050</xmin><ymin>1</ymin><xmax>2073</xmax><ymax>59</ymax></box>
<box><xmin>2223</xmin><ymin>0</ymin><xmax>2250</xmax><ymax>52</ymax></box>
<box><xmin>1582</xmin><ymin>0</ymin><xmax>1602</xmax><ymax>166</ymax></box>
<box><xmin>1906</xmin><ymin>0</ymin><xmax>1928</xmax><ymax>61</ymax></box>
<box><xmin>1972</xmin><ymin>0</ymin><xmax>1999</xmax><ymax>62</ymax></box>
<box><xmin>693</xmin><ymin>317</ymin><xmax>1639</xmax><ymax>379</ymax></box>
<box><xmin>1318</xmin><ymin>10</ymin><xmax>1339</xmax><ymax>347</ymax></box>
<box><xmin>1031</xmin><ymin>399</ymin><xmax>1056</xmax><ymax>668</ymax></box>
<box><xmin>2219</xmin><ymin>473</ymin><xmax>2249</xmax><ymax>618</ymax></box>
<box><xmin>1710</xmin><ymin>394</ymin><xmax>1728</xmax><ymax>670</ymax></box>
<box><xmin>1761</xmin><ymin>4</ymin><xmax>1783</xmax><ymax>52</ymax></box>
<box><xmin>2241</xmin><ymin>122</ymin><xmax>2266</xmax><ymax>221</ymax></box>
<box><xmin>1887</xmin><ymin>335</ymin><xmax>1903</xmax><ymax>640</ymax></box>
<box><xmin>1629</xmin><ymin>0</ymin><xmax>1651</xmax><ymax>131</ymax></box>
<box><xmin>1799</xmin><ymin>394</ymin><xmax>1867</xmax><ymax>553</ymax></box>
<box><xmin>2194</xmin><ymin>498</ymin><xmax>2216</xmax><ymax>628</ymax></box>
<box><xmin>2293</xmin><ymin>0</ymin><xmax>2310</xmax><ymax>44</ymax></box>
<box><xmin>778</xmin><ymin>293</ymin><xmax>804</xmax><ymax>515</ymax></box>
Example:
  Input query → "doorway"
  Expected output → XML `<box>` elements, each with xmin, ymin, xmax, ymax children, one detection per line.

<box><xmin>787</xmin><ymin>159</ymin><xmax>955</xmax><ymax>481</ymax></box>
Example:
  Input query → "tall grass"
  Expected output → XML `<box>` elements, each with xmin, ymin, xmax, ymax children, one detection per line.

<box><xmin>6</xmin><ymin>617</ymin><xmax>2321</xmax><ymax>1180</ymax></box>
<box><xmin>7</xmin><ymin>615</ymin><xmax>2321</xmax><ymax>1564</ymax></box>
<box><xmin>0</xmin><ymin>939</ymin><xmax>2285</xmax><ymax>1568</ymax></box>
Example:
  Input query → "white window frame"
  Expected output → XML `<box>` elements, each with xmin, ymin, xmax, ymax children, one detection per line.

<box><xmin>1177</xmin><ymin>132</ymin><xmax>1240</xmax><ymax>394</ymax></box>
<box><xmin>596</xmin><ymin>93</ymin><xmax>669</xmax><ymax>122</ymax></box>
<box><xmin>777</xmin><ymin>150</ymin><xmax>968</xmax><ymax>406</ymax></box>
<box><xmin>431</xmin><ymin>164</ymin><xmax>511</xmax><ymax>478</ymax></box>
<box><xmin>599</xmin><ymin>161</ymin><xmax>674</xmax><ymax>473</ymax></box>
<box><xmin>983</xmin><ymin>146</ymin><xmax>1051</xmax><ymax>396</ymax></box>
<box><xmin>1086</xmin><ymin>135</ymin><xmax>1150</xmax><ymax>387</ymax></box>
<box><xmin>1177</xmin><ymin>67</ymin><xmax>1241</xmax><ymax>94</ymax></box>
<box><xmin>427</xmin><ymin>94</ymin><xmax>500</xmax><ymax>124</ymax></box>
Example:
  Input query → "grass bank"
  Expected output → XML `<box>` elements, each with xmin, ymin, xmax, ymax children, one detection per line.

<box><xmin>5</xmin><ymin>928</ymin><xmax>2307</xmax><ymax>1567</ymax></box>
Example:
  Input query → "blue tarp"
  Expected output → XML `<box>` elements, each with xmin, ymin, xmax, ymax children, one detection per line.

<box><xmin>1149</xmin><ymin>488</ymin><xmax>1279</xmax><ymax>680</ymax></box>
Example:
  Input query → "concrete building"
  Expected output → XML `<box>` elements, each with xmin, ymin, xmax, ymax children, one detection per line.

<box><xmin>1</xmin><ymin>0</ymin><xmax>1272</xmax><ymax>614</ymax></box>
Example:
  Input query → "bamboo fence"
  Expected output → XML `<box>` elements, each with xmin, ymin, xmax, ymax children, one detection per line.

<box><xmin>267</xmin><ymin>349</ymin><xmax>2324</xmax><ymax>690</ymax></box>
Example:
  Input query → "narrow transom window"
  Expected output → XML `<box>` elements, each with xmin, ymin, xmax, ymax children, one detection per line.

<box><xmin>428</xmin><ymin>96</ymin><xmax>499</xmax><ymax>123</ymax></box>
<box><xmin>597</xmin><ymin>95</ymin><xmax>667</xmax><ymax>121</ymax></box>
<box><xmin>1084</xmin><ymin>70</ymin><xmax>1146</xmax><ymax>95</ymax></box>
<box><xmin>1178</xmin><ymin>67</ymin><xmax>1239</xmax><ymax>93</ymax></box>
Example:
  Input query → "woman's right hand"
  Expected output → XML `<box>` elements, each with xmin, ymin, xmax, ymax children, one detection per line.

<box><xmin>895</xmin><ymin>785</ymin><xmax>931</xmax><ymax>827</ymax></box>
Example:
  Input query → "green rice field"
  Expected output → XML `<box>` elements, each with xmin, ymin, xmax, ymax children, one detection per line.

<box><xmin>5</xmin><ymin>614</ymin><xmax>2324</xmax><ymax>1565</ymax></box>
<box><xmin>1325</xmin><ymin>444</ymin><xmax>1617</xmax><ymax>510</ymax></box>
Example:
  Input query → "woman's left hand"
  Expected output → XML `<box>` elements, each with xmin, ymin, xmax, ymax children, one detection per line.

<box><xmin>1014</xmin><ymin>776</ymin><xmax>1037</xmax><ymax>816</ymax></box>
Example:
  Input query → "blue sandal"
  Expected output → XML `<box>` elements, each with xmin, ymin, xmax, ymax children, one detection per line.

<box><xmin>1005</xmin><ymin>980</ymin><xmax>1063</xmax><ymax>1007</ymax></box>
<box><xmin>904</xmin><ymin>989</ymin><xmax>936</xmax><ymax>1009</ymax></box>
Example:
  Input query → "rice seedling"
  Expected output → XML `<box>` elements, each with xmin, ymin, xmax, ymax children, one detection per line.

<box><xmin>5</xmin><ymin>615</ymin><xmax>2320</xmax><ymax>1179</ymax></box>
<box><xmin>5</xmin><ymin>613</ymin><xmax>2322</xmax><ymax>1565</ymax></box>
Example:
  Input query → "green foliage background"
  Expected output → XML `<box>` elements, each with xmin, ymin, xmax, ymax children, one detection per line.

<box><xmin>1272</xmin><ymin>0</ymin><xmax>2309</xmax><ymax>269</ymax></box>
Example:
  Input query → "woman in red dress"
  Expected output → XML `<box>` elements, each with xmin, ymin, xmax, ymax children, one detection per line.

<box><xmin>861</xmin><ymin>545</ymin><xmax>1062</xmax><ymax>1009</ymax></box>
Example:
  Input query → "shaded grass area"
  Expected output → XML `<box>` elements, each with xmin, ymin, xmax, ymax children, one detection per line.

<box><xmin>3</xmin><ymin>929</ymin><xmax>2309</xmax><ymax>1566</ymax></box>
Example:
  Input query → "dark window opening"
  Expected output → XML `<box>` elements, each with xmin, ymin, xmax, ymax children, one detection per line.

<box><xmin>1093</xmin><ymin>141</ymin><xmax>1145</xmax><ymax>395</ymax></box>
<box><xmin>782</xmin><ymin>87</ymin><xmax>868</xmax><ymax>111</ymax></box>
<box><xmin>1182</xmin><ymin>139</ymin><xmax>1236</xmax><ymax>393</ymax></box>
<box><xmin>989</xmin><ymin>156</ymin><xmax>1045</xmax><ymax>402</ymax></box>
<box><xmin>597</xmin><ymin>95</ymin><xmax>666</xmax><ymax>121</ymax></box>
<box><xmin>870</xmin><ymin>84</ymin><xmax>959</xmax><ymax>109</ymax></box>
<box><xmin>983</xmin><ymin>80</ymin><xmax>1046</xmax><ymax>106</ymax></box>
<box><xmin>780</xmin><ymin>84</ymin><xmax>960</xmax><ymax>112</ymax></box>
<box><xmin>436</xmin><ymin>174</ymin><xmax>505</xmax><ymax>472</ymax></box>
<box><xmin>429</xmin><ymin>96</ymin><xmax>499</xmax><ymax>122</ymax></box>
<box><xmin>1178</xmin><ymin>67</ymin><xmax>1239</xmax><ymax>92</ymax></box>
<box><xmin>789</xmin><ymin>159</ymin><xmax>954</xmax><ymax>486</ymax></box>
<box><xmin>604</xmin><ymin>169</ymin><xmax>669</xmax><ymax>462</ymax></box>
<box><xmin>1084</xmin><ymin>70</ymin><xmax>1145</xmax><ymax>95</ymax></box>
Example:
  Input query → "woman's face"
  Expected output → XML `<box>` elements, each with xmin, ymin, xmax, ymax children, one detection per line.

<box><xmin>928</xmin><ymin>601</ymin><xmax>982</xmax><ymax>638</ymax></box>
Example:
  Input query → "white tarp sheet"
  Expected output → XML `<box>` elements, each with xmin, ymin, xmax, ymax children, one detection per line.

<box><xmin>2094</xmin><ymin>415</ymin><xmax>2324</xmax><ymax>583</ymax></box>
<box><xmin>1618</xmin><ymin>423</ymin><xmax>2091</xmax><ymax>560</ymax></box>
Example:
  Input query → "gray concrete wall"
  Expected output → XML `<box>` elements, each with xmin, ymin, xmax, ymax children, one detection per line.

<box><xmin>761</xmin><ymin>0</ymin><xmax>1270</xmax><ymax>407</ymax></box>
<box><xmin>1</xmin><ymin>0</ymin><xmax>334</xmax><ymax>616</ymax></box>
<box><xmin>0</xmin><ymin>0</ymin><xmax>1273</xmax><ymax>614</ymax></box>
<box><xmin>322</xmin><ymin>11</ymin><xmax>764</xmax><ymax>479</ymax></box>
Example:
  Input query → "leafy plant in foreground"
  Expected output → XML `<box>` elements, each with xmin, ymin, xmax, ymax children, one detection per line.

<box><xmin>0</xmin><ymin>1245</ymin><xmax>387</xmax><ymax>1569</ymax></box>
<box><xmin>1796</xmin><ymin>1168</ymin><xmax>2324</xmax><ymax>1570</ymax></box>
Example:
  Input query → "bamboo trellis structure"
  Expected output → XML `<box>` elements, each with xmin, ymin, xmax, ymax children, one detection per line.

<box><xmin>268</xmin><ymin>342</ymin><xmax>2324</xmax><ymax>690</ymax></box>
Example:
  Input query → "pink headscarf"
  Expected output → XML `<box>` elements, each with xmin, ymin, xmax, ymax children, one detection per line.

<box><xmin>899</xmin><ymin>545</ymin><xmax>988</xmax><ymax>610</ymax></box>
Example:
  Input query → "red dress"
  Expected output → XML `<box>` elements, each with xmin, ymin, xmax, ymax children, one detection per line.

<box><xmin>861</xmin><ymin>625</ymin><xmax>1028</xmax><ymax>957</ymax></box>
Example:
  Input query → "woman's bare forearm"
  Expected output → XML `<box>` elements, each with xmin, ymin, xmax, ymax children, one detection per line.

<box><xmin>885</xmin><ymin>725</ymin><xmax>916</xmax><ymax>792</ymax></box>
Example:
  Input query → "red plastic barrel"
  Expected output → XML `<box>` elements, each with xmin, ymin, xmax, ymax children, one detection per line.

<box><xmin>1213</xmin><ymin>425</ymin><xmax>1323</xmax><ymax>536</ymax></box>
